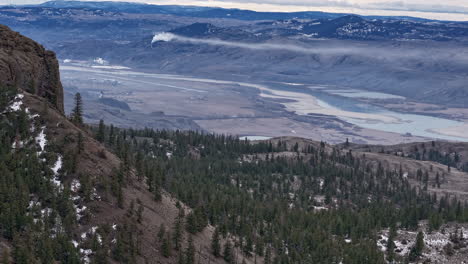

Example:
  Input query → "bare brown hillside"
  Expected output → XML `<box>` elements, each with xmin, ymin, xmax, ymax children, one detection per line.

<box><xmin>350</xmin><ymin>141</ymin><xmax>468</xmax><ymax>173</ymax></box>
<box><xmin>266</xmin><ymin>137</ymin><xmax>468</xmax><ymax>202</ymax></box>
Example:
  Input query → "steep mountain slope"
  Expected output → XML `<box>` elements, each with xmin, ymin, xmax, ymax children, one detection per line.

<box><xmin>0</xmin><ymin>25</ymin><xmax>254</xmax><ymax>264</ymax></box>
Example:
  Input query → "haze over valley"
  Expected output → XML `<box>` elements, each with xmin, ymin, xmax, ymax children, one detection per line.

<box><xmin>2</xmin><ymin>0</ymin><xmax>468</xmax><ymax>144</ymax></box>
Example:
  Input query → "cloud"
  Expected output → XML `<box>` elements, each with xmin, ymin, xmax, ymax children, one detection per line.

<box><xmin>150</xmin><ymin>0</ymin><xmax>468</xmax><ymax>20</ymax></box>
<box><xmin>193</xmin><ymin>0</ymin><xmax>468</xmax><ymax>15</ymax></box>
<box><xmin>2</xmin><ymin>0</ymin><xmax>468</xmax><ymax>21</ymax></box>
<box><xmin>0</xmin><ymin>0</ymin><xmax>42</xmax><ymax>3</ymax></box>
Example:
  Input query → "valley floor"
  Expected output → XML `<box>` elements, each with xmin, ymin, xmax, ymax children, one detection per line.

<box><xmin>60</xmin><ymin>62</ymin><xmax>468</xmax><ymax>145</ymax></box>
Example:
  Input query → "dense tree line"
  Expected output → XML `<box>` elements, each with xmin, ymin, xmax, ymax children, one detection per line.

<box><xmin>93</xmin><ymin>122</ymin><xmax>468</xmax><ymax>263</ymax></box>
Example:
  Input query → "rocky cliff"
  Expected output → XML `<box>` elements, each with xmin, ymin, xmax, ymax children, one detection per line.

<box><xmin>0</xmin><ymin>24</ymin><xmax>63</xmax><ymax>112</ymax></box>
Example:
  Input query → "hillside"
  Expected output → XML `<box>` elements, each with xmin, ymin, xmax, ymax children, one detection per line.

<box><xmin>2</xmin><ymin>24</ymin><xmax>468</xmax><ymax>264</ymax></box>
<box><xmin>350</xmin><ymin>141</ymin><xmax>468</xmax><ymax>173</ymax></box>
<box><xmin>0</xmin><ymin>25</ymin><xmax>254</xmax><ymax>264</ymax></box>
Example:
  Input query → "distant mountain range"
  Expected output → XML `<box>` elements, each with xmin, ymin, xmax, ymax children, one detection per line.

<box><xmin>1</xmin><ymin>0</ymin><xmax>467</xmax><ymax>107</ymax></box>
<box><xmin>2</xmin><ymin>1</ymin><xmax>466</xmax><ymax>42</ymax></box>
<box><xmin>35</xmin><ymin>0</ymin><xmax>425</xmax><ymax>21</ymax></box>
<box><xmin>171</xmin><ymin>17</ymin><xmax>468</xmax><ymax>41</ymax></box>
<box><xmin>5</xmin><ymin>0</ymin><xmax>457</xmax><ymax>24</ymax></box>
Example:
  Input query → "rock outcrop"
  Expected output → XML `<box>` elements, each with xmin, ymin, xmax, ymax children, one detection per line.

<box><xmin>0</xmin><ymin>24</ymin><xmax>64</xmax><ymax>113</ymax></box>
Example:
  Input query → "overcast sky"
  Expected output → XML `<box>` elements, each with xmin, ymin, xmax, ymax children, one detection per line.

<box><xmin>2</xmin><ymin>0</ymin><xmax>468</xmax><ymax>21</ymax></box>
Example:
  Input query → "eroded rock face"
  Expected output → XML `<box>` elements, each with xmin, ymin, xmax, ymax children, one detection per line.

<box><xmin>0</xmin><ymin>24</ymin><xmax>64</xmax><ymax>113</ymax></box>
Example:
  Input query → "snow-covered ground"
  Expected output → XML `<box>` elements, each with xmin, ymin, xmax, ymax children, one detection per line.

<box><xmin>377</xmin><ymin>224</ymin><xmax>468</xmax><ymax>263</ymax></box>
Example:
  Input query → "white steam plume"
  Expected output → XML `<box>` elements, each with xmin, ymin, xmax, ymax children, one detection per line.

<box><xmin>151</xmin><ymin>32</ymin><xmax>334</xmax><ymax>55</ymax></box>
<box><xmin>150</xmin><ymin>32</ymin><xmax>468</xmax><ymax>63</ymax></box>
<box><xmin>152</xmin><ymin>32</ymin><xmax>177</xmax><ymax>43</ymax></box>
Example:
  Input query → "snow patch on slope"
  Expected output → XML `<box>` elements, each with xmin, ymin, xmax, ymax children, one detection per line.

<box><xmin>36</xmin><ymin>127</ymin><xmax>47</xmax><ymax>155</ymax></box>
<box><xmin>51</xmin><ymin>155</ymin><xmax>63</xmax><ymax>191</ymax></box>
<box><xmin>9</xmin><ymin>94</ymin><xmax>24</xmax><ymax>111</ymax></box>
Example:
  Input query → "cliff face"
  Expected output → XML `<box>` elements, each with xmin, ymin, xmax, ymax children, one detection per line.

<box><xmin>0</xmin><ymin>25</ymin><xmax>64</xmax><ymax>113</ymax></box>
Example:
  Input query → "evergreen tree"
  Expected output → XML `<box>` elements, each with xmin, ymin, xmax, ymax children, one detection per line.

<box><xmin>409</xmin><ymin>231</ymin><xmax>424</xmax><ymax>261</ymax></box>
<box><xmin>157</xmin><ymin>224</ymin><xmax>166</xmax><ymax>242</ymax></box>
<box><xmin>136</xmin><ymin>203</ymin><xmax>144</xmax><ymax>223</ymax></box>
<box><xmin>264</xmin><ymin>246</ymin><xmax>272</xmax><ymax>264</ymax></box>
<box><xmin>97</xmin><ymin>119</ymin><xmax>105</xmax><ymax>143</ymax></box>
<box><xmin>211</xmin><ymin>228</ymin><xmax>221</xmax><ymax>257</ymax></box>
<box><xmin>244</xmin><ymin>235</ymin><xmax>253</xmax><ymax>257</ymax></box>
<box><xmin>71</xmin><ymin>92</ymin><xmax>83</xmax><ymax>125</ymax></box>
<box><xmin>223</xmin><ymin>241</ymin><xmax>234</xmax><ymax>263</ymax></box>
<box><xmin>386</xmin><ymin>225</ymin><xmax>397</xmax><ymax>262</ymax></box>
<box><xmin>77</xmin><ymin>132</ymin><xmax>84</xmax><ymax>154</ymax></box>
<box><xmin>186</xmin><ymin>212</ymin><xmax>197</xmax><ymax>234</ymax></box>
<box><xmin>162</xmin><ymin>233</ymin><xmax>172</xmax><ymax>258</ymax></box>
<box><xmin>177</xmin><ymin>251</ymin><xmax>185</xmax><ymax>264</ymax></box>
<box><xmin>173</xmin><ymin>215</ymin><xmax>184</xmax><ymax>251</ymax></box>
<box><xmin>185</xmin><ymin>236</ymin><xmax>195</xmax><ymax>264</ymax></box>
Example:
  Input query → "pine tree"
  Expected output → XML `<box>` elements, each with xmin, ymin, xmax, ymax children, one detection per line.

<box><xmin>264</xmin><ymin>246</ymin><xmax>272</xmax><ymax>264</ymax></box>
<box><xmin>173</xmin><ymin>216</ymin><xmax>184</xmax><ymax>251</ymax></box>
<box><xmin>77</xmin><ymin>132</ymin><xmax>84</xmax><ymax>154</ymax></box>
<box><xmin>211</xmin><ymin>228</ymin><xmax>221</xmax><ymax>257</ymax></box>
<box><xmin>186</xmin><ymin>212</ymin><xmax>197</xmax><ymax>234</ymax></box>
<box><xmin>97</xmin><ymin>119</ymin><xmax>105</xmax><ymax>143</ymax></box>
<box><xmin>429</xmin><ymin>213</ymin><xmax>442</xmax><ymax>232</ymax></box>
<box><xmin>117</xmin><ymin>185</ymin><xmax>124</xmax><ymax>209</ymax></box>
<box><xmin>153</xmin><ymin>177</ymin><xmax>162</xmax><ymax>201</ymax></box>
<box><xmin>177</xmin><ymin>251</ymin><xmax>185</xmax><ymax>264</ymax></box>
<box><xmin>415</xmin><ymin>231</ymin><xmax>425</xmax><ymax>253</ymax></box>
<box><xmin>71</xmin><ymin>92</ymin><xmax>83</xmax><ymax>125</ymax></box>
<box><xmin>256</xmin><ymin>238</ymin><xmax>264</xmax><ymax>257</ymax></box>
<box><xmin>409</xmin><ymin>231</ymin><xmax>424</xmax><ymax>261</ymax></box>
<box><xmin>162</xmin><ymin>233</ymin><xmax>172</xmax><ymax>258</ymax></box>
<box><xmin>136</xmin><ymin>203</ymin><xmax>144</xmax><ymax>223</ymax></box>
<box><xmin>244</xmin><ymin>235</ymin><xmax>253</xmax><ymax>257</ymax></box>
<box><xmin>223</xmin><ymin>241</ymin><xmax>234</xmax><ymax>263</ymax></box>
<box><xmin>386</xmin><ymin>225</ymin><xmax>397</xmax><ymax>262</ymax></box>
<box><xmin>157</xmin><ymin>224</ymin><xmax>166</xmax><ymax>242</ymax></box>
<box><xmin>108</xmin><ymin>124</ymin><xmax>115</xmax><ymax>145</ymax></box>
<box><xmin>185</xmin><ymin>236</ymin><xmax>195</xmax><ymax>264</ymax></box>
